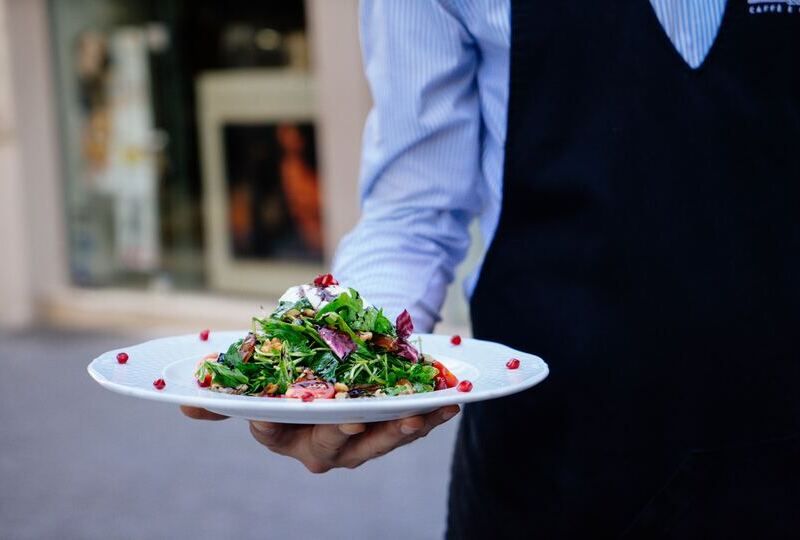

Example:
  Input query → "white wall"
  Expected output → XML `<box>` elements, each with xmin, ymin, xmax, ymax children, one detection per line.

<box><xmin>8</xmin><ymin>0</ymin><xmax>67</xmax><ymax>296</ymax></box>
<box><xmin>0</xmin><ymin>0</ymin><xmax>34</xmax><ymax>328</ymax></box>
<box><xmin>306</xmin><ymin>0</ymin><xmax>371</xmax><ymax>253</ymax></box>
<box><xmin>0</xmin><ymin>0</ymin><xmax>66</xmax><ymax>329</ymax></box>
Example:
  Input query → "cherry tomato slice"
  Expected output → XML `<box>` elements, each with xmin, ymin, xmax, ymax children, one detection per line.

<box><xmin>285</xmin><ymin>380</ymin><xmax>335</xmax><ymax>400</ymax></box>
<box><xmin>432</xmin><ymin>360</ymin><xmax>459</xmax><ymax>388</ymax></box>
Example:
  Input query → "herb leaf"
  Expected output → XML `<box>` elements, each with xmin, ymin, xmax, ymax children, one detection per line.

<box><xmin>308</xmin><ymin>351</ymin><xmax>339</xmax><ymax>381</ymax></box>
<box><xmin>205</xmin><ymin>362</ymin><xmax>249</xmax><ymax>386</ymax></box>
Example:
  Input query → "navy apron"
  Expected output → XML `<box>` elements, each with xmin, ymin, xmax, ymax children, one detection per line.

<box><xmin>447</xmin><ymin>2</ymin><xmax>800</xmax><ymax>538</ymax></box>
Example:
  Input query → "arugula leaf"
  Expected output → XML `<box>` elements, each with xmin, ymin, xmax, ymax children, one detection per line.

<box><xmin>221</xmin><ymin>339</ymin><xmax>243</xmax><ymax>367</ymax></box>
<box><xmin>205</xmin><ymin>362</ymin><xmax>249</xmax><ymax>387</ymax></box>
<box><xmin>348</xmin><ymin>306</ymin><xmax>395</xmax><ymax>336</ymax></box>
<box><xmin>315</xmin><ymin>291</ymin><xmax>363</xmax><ymax>324</ymax></box>
<box><xmin>237</xmin><ymin>363</ymin><xmax>268</xmax><ymax>377</ymax></box>
<box><xmin>350</xmin><ymin>308</ymin><xmax>374</xmax><ymax>332</ymax></box>
<box><xmin>257</xmin><ymin>318</ymin><xmax>317</xmax><ymax>346</ymax></box>
<box><xmin>372</xmin><ymin>308</ymin><xmax>394</xmax><ymax>335</ymax></box>
<box><xmin>308</xmin><ymin>351</ymin><xmax>339</xmax><ymax>381</ymax></box>
<box><xmin>406</xmin><ymin>363</ymin><xmax>438</xmax><ymax>384</ymax></box>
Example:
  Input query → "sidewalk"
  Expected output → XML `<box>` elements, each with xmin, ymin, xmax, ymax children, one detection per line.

<box><xmin>0</xmin><ymin>328</ymin><xmax>459</xmax><ymax>540</ymax></box>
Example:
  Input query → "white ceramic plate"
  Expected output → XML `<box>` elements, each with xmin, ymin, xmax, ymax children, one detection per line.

<box><xmin>88</xmin><ymin>331</ymin><xmax>548</xmax><ymax>424</ymax></box>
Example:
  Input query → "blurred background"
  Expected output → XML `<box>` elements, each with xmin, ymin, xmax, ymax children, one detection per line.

<box><xmin>0</xmin><ymin>1</ymin><xmax>475</xmax><ymax>538</ymax></box>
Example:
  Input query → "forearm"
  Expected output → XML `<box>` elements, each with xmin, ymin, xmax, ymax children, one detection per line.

<box><xmin>333</xmin><ymin>207</ymin><xmax>472</xmax><ymax>332</ymax></box>
<box><xmin>333</xmin><ymin>0</ymin><xmax>485</xmax><ymax>330</ymax></box>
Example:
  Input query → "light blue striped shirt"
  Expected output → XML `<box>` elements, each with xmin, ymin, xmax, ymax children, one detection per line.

<box><xmin>333</xmin><ymin>0</ymin><xmax>728</xmax><ymax>331</ymax></box>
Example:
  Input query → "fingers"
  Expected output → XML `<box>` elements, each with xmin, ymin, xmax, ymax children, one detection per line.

<box><xmin>302</xmin><ymin>424</ymin><xmax>366</xmax><ymax>473</ymax></box>
<box><xmin>249</xmin><ymin>421</ymin><xmax>366</xmax><ymax>473</ymax></box>
<box><xmin>308</xmin><ymin>423</ymin><xmax>366</xmax><ymax>465</ymax></box>
<box><xmin>247</xmin><ymin>407</ymin><xmax>460</xmax><ymax>473</ymax></box>
<box><xmin>393</xmin><ymin>405</ymin><xmax>461</xmax><ymax>442</ymax></box>
<box><xmin>180</xmin><ymin>406</ymin><xmax>228</xmax><ymax>421</ymax></box>
<box><xmin>420</xmin><ymin>405</ymin><xmax>461</xmax><ymax>434</ymax></box>
<box><xmin>339</xmin><ymin>423</ymin><xmax>367</xmax><ymax>435</ymax></box>
<box><xmin>249</xmin><ymin>421</ymin><xmax>290</xmax><ymax>452</ymax></box>
<box><xmin>339</xmin><ymin>419</ymin><xmax>419</xmax><ymax>469</ymax></box>
<box><xmin>340</xmin><ymin>406</ymin><xmax>460</xmax><ymax>469</ymax></box>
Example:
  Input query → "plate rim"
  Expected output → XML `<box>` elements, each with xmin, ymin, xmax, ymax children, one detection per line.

<box><xmin>87</xmin><ymin>332</ymin><xmax>549</xmax><ymax>413</ymax></box>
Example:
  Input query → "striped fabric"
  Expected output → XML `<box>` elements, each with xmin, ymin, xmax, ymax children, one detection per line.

<box><xmin>650</xmin><ymin>0</ymin><xmax>728</xmax><ymax>68</ymax></box>
<box><xmin>333</xmin><ymin>0</ymin><xmax>728</xmax><ymax>332</ymax></box>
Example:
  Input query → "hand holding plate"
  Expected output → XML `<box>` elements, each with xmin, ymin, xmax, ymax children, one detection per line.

<box><xmin>247</xmin><ymin>405</ymin><xmax>459</xmax><ymax>473</ymax></box>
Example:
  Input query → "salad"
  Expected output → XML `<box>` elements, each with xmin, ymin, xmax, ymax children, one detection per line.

<box><xmin>194</xmin><ymin>274</ymin><xmax>459</xmax><ymax>400</ymax></box>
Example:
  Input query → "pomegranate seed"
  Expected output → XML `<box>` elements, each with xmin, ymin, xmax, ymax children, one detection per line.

<box><xmin>450</xmin><ymin>335</ymin><xmax>462</xmax><ymax>345</ymax></box>
<box><xmin>198</xmin><ymin>374</ymin><xmax>212</xmax><ymax>388</ymax></box>
<box><xmin>313</xmin><ymin>273</ymin><xmax>339</xmax><ymax>287</ymax></box>
<box><xmin>506</xmin><ymin>358</ymin><xmax>521</xmax><ymax>370</ymax></box>
<box><xmin>199</xmin><ymin>329</ymin><xmax>210</xmax><ymax>341</ymax></box>
<box><xmin>457</xmin><ymin>380</ymin><xmax>473</xmax><ymax>392</ymax></box>
<box><xmin>153</xmin><ymin>378</ymin><xmax>166</xmax><ymax>390</ymax></box>
<box><xmin>116</xmin><ymin>352</ymin><xmax>129</xmax><ymax>364</ymax></box>
<box><xmin>301</xmin><ymin>392</ymin><xmax>315</xmax><ymax>402</ymax></box>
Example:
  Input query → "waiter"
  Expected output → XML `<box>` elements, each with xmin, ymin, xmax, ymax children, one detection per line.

<box><xmin>183</xmin><ymin>1</ymin><xmax>800</xmax><ymax>537</ymax></box>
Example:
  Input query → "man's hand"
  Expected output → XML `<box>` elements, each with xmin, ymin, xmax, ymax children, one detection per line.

<box><xmin>180</xmin><ymin>405</ymin><xmax>460</xmax><ymax>473</ymax></box>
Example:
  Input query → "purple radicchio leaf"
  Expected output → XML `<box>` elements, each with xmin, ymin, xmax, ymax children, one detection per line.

<box><xmin>318</xmin><ymin>327</ymin><xmax>356</xmax><ymax>359</ymax></box>
<box><xmin>238</xmin><ymin>332</ymin><xmax>257</xmax><ymax>363</ymax></box>
<box><xmin>318</xmin><ymin>287</ymin><xmax>337</xmax><ymax>302</ymax></box>
<box><xmin>394</xmin><ymin>339</ymin><xmax>419</xmax><ymax>363</ymax></box>
<box><xmin>395</xmin><ymin>309</ymin><xmax>414</xmax><ymax>340</ymax></box>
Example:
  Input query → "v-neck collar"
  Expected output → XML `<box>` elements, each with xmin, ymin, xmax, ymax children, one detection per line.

<box><xmin>649</xmin><ymin>0</ymin><xmax>728</xmax><ymax>69</ymax></box>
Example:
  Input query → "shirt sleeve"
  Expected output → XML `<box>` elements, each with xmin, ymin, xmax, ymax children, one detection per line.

<box><xmin>332</xmin><ymin>0</ymin><xmax>486</xmax><ymax>332</ymax></box>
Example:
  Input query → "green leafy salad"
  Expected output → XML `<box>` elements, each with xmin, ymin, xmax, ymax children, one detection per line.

<box><xmin>194</xmin><ymin>274</ymin><xmax>459</xmax><ymax>400</ymax></box>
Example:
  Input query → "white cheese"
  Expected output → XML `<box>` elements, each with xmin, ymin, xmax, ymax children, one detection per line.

<box><xmin>278</xmin><ymin>283</ymin><xmax>371</xmax><ymax>310</ymax></box>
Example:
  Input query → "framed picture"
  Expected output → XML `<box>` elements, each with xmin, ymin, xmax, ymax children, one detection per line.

<box><xmin>197</xmin><ymin>70</ymin><xmax>324</xmax><ymax>296</ymax></box>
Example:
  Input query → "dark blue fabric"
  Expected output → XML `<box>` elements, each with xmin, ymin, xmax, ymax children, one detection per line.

<box><xmin>448</xmin><ymin>2</ymin><xmax>800</xmax><ymax>537</ymax></box>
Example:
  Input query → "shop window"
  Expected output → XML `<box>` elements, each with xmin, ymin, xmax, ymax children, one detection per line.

<box><xmin>49</xmin><ymin>0</ymin><xmax>320</xmax><ymax>295</ymax></box>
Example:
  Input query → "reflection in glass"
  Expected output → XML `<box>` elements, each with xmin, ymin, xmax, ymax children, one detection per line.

<box><xmin>224</xmin><ymin>123</ymin><xmax>322</xmax><ymax>262</ymax></box>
